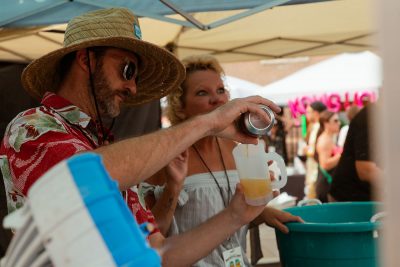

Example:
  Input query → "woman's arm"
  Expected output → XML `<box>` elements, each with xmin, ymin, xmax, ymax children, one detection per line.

<box><xmin>145</xmin><ymin>150</ymin><xmax>188</xmax><ymax>235</ymax></box>
<box><xmin>158</xmin><ymin>185</ymin><xmax>265</xmax><ymax>267</ymax></box>
<box><xmin>317</xmin><ymin>136</ymin><xmax>341</xmax><ymax>170</ymax></box>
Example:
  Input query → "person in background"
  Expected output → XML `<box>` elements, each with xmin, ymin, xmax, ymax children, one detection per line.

<box><xmin>337</xmin><ymin>105</ymin><xmax>360</xmax><ymax>148</ymax></box>
<box><xmin>314</xmin><ymin>111</ymin><xmax>342</xmax><ymax>203</ymax></box>
<box><xmin>0</xmin><ymin>8</ymin><xmax>285</xmax><ymax>267</ymax></box>
<box><xmin>265</xmin><ymin>117</ymin><xmax>288</xmax><ymax>163</ymax></box>
<box><xmin>329</xmin><ymin>103</ymin><xmax>382</xmax><ymax>201</ymax></box>
<box><xmin>303</xmin><ymin>101</ymin><xmax>327</xmax><ymax>199</ymax></box>
<box><xmin>142</xmin><ymin>55</ymin><xmax>303</xmax><ymax>267</ymax></box>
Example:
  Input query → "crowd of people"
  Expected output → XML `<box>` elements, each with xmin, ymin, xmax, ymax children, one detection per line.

<box><xmin>301</xmin><ymin>100</ymin><xmax>381</xmax><ymax>203</ymax></box>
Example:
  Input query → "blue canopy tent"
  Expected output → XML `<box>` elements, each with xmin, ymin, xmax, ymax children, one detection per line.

<box><xmin>2</xmin><ymin>0</ymin><xmax>324</xmax><ymax>28</ymax></box>
<box><xmin>0</xmin><ymin>0</ymin><xmax>377</xmax><ymax>63</ymax></box>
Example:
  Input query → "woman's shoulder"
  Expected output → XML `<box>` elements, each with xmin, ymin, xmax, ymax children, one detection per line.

<box><xmin>317</xmin><ymin>134</ymin><xmax>334</xmax><ymax>148</ymax></box>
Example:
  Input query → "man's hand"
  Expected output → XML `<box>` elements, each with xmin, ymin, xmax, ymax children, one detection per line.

<box><xmin>203</xmin><ymin>96</ymin><xmax>281</xmax><ymax>144</ymax></box>
<box><xmin>260</xmin><ymin>206</ymin><xmax>304</xmax><ymax>234</ymax></box>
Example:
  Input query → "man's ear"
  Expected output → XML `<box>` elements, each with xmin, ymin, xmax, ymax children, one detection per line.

<box><xmin>76</xmin><ymin>49</ymin><xmax>93</xmax><ymax>73</ymax></box>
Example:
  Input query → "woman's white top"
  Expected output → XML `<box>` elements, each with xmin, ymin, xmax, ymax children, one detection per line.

<box><xmin>142</xmin><ymin>170</ymin><xmax>250</xmax><ymax>267</ymax></box>
<box><xmin>337</xmin><ymin>124</ymin><xmax>349</xmax><ymax>147</ymax></box>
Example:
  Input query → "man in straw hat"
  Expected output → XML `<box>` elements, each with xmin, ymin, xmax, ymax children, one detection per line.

<box><xmin>0</xmin><ymin>8</ymin><xmax>299</xmax><ymax>266</ymax></box>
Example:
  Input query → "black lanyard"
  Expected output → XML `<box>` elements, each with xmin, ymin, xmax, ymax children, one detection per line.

<box><xmin>192</xmin><ymin>137</ymin><xmax>232</xmax><ymax>207</ymax></box>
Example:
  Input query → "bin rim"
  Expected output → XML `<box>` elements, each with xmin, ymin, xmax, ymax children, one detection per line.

<box><xmin>282</xmin><ymin>201</ymin><xmax>383</xmax><ymax>233</ymax></box>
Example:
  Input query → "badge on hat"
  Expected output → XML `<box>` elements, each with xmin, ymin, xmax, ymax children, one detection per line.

<box><xmin>133</xmin><ymin>17</ymin><xmax>142</xmax><ymax>40</ymax></box>
<box><xmin>134</xmin><ymin>25</ymin><xmax>142</xmax><ymax>40</ymax></box>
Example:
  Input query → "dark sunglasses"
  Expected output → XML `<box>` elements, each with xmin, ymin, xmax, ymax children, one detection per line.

<box><xmin>122</xmin><ymin>61</ymin><xmax>138</xmax><ymax>82</ymax></box>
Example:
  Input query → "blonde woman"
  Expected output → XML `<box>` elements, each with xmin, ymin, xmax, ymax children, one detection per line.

<box><xmin>144</xmin><ymin>55</ymin><xmax>302</xmax><ymax>267</ymax></box>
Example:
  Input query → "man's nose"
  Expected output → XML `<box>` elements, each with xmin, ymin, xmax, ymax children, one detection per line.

<box><xmin>125</xmin><ymin>79</ymin><xmax>137</xmax><ymax>96</ymax></box>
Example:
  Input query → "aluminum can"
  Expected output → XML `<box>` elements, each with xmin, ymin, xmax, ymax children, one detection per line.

<box><xmin>237</xmin><ymin>105</ymin><xmax>275</xmax><ymax>136</ymax></box>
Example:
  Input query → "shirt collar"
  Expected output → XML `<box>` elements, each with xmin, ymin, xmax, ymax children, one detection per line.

<box><xmin>41</xmin><ymin>92</ymin><xmax>92</xmax><ymax>128</ymax></box>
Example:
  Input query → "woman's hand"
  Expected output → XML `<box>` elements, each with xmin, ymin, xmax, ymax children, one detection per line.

<box><xmin>165</xmin><ymin>150</ymin><xmax>189</xmax><ymax>192</ymax></box>
<box><xmin>260</xmin><ymin>206</ymin><xmax>304</xmax><ymax>234</ymax></box>
<box><xmin>227</xmin><ymin>184</ymin><xmax>266</xmax><ymax>227</ymax></box>
<box><xmin>332</xmin><ymin>146</ymin><xmax>343</xmax><ymax>156</ymax></box>
<box><xmin>268</xmin><ymin>161</ymin><xmax>281</xmax><ymax>198</ymax></box>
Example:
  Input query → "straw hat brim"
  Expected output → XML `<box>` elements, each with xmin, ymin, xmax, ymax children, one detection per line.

<box><xmin>22</xmin><ymin>36</ymin><xmax>185</xmax><ymax>106</ymax></box>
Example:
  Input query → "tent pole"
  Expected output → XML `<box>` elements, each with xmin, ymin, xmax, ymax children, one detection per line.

<box><xmin>160</xmin><ymin>0</ymin><xmax>208</xmax><ymax>30</ymax></box>
<box><xmin>208</xmin><ymin>0</ymin><xmax>292</xmax><ymax>29</ymax></box>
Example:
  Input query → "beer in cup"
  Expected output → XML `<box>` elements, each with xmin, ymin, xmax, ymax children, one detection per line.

<box><xmin>232</xmin><ymin>140</ymin><xmax>287</xmax><ymax>206</ymax></box>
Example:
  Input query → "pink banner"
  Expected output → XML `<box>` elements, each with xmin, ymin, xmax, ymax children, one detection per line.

<box><xmin>288</xmin><ymin>91</ymin><xmax>377</xmax><ymax>118</ymax></box>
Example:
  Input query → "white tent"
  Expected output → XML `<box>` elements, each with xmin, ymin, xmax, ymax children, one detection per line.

<box><xmin>0</xmin><ymin>0</ymin><xmax>376</xmax><ymax>63</ymax></box>
<box><xmin>258</xmin><ymin>51</ymin><xmax>382</xmax><ymax>106</ymax></box>
<box><xmin>224</xmin><ymin>75</ymin><xmax>262</xmax><ymax>99</ymax></box>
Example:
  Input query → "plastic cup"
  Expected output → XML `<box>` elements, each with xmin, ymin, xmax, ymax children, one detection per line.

<box><xmin>232</xmin><ymin>140</ymin><xmax>287</xmax><ymax>206</ymax></box>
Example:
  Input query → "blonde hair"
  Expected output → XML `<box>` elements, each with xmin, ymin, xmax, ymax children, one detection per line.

<box><xmin>166</xmin><ymin>55</ymin><xmax>225</xmax><ymax>125</ymax></box>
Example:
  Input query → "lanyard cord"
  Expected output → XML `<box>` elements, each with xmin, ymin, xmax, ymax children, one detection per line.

<box><xmin>192</xmin><ymin>137</ymin><xmax>232</xmax><ymax>207</ymax></box>
<box><xmin>86</xmin><ymin>49</ymin><xmax>115</xmax><ymax>144</ymax></box>
<box><xmin>64</xmin><ymin>119</ymin><xmax>98</xmax><ymax>148</ymax></box>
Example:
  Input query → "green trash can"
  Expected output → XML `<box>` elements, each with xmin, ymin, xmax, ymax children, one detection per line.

<box><xmin>275</xmin><ymin>202</ymin><xmax>383</xmax><ymax>267</ymax></box>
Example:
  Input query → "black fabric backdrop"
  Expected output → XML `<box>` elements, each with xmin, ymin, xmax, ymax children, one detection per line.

<box><xmin>0</xmin><ymin>62</ymin><xmax>161</xmax><ymax>256</ymax></box>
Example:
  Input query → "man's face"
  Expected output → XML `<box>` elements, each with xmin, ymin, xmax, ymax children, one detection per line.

<box><xmin>92</xmin><ymin>48</ymin><xmax>139</xmax><ymax>118</ymax></box>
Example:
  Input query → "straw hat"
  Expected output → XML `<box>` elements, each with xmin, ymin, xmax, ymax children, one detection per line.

<box><xmin>21</xmin><ymin>8</ymin><xmax>185</xmax><ymax>106</ymax></box>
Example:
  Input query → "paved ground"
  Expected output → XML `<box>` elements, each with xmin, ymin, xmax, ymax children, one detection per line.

<box><xmin>246</xmin><ymin>224</ymin><xmax>282</xmax><ymax>267</ymax></box>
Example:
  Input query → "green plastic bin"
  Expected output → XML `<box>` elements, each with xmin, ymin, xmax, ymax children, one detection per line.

<box><xmin>275</xmin><ymin>202</ymin><xmax>382</xmax><ymax>267</ymax></box>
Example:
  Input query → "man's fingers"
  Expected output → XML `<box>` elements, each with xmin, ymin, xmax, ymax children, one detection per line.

<box><xmin>240</xmin><ymin>101</ymin><xmax>280</xmax><ymax>128</ymax></box>
<box><xmin>243</xmin><ymin>95</ymin><xmax>281</xmax><ymax>113</ymax></box>
<box><xmin>244</xmin><ymin>103</ymin><xmax>274</xmax><ymax>125</ymax></box>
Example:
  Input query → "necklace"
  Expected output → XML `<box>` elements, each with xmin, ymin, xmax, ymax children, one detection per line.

<box><xmin>192</xmin><ymin>137</ymin><xmax>232</xmax><ymax>207</ymax></box>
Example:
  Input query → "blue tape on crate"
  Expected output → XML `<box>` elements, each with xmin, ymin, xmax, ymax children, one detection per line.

<box><xmin>66</xmin><ymin>153</ymin><xmax>161</xmax><ymax>267</ymax></box>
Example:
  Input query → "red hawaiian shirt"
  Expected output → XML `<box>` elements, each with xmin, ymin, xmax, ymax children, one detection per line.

<box><xmin>0</xmin><ymin>92</ymin><xmax>159</xmax><ymax>233</ymax></box>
